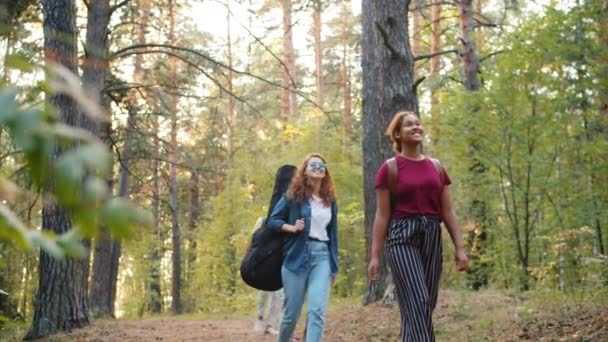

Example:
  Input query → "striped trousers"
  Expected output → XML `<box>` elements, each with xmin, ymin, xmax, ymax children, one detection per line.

<box><xmin>385</xmin><ymin>216</ymin><xmax>442</xmax><ymax>342</ymax></box>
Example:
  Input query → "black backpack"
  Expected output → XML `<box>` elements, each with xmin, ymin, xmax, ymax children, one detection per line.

<box><xmin>240</xmin><ymin>218</ymin><xmax>284</xmax><ymax>291</ymax></box>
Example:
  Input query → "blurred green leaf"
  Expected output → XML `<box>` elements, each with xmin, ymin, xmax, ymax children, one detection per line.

<box><xmin>0</xmin><ymin>203</ymin><xmax>30</xmax><ymax>251</ymax></box>
<box><xmin>5</xmin><ymin>53</ymin><xmax>34</xmax><ymax>72</ymax></box>
<box><xmin>74</xmin><ymin>143</ymin><xmax>112</xmax><ymax>176</ymax></box>
<box><xmin>102</xmin><ymin>197</ymin><xmax>135</xmax><ymax>239</ymax></box>
<box><xmin>73</xmin><ymin>206</ymin><xmax>98</xmax><ymax>237</ymax></box>
<box><xmin>83</xmin><ymin>178</ymin><xmax>108</xmax><ymax>206</ymax></box>
<box><xmin>0</xmin><ymin>88</ymin><xmax>17</xmax><ymax>123</ymax></box>
<box><xmin>53</xmin><ymin>155</ymin><xmax>84</xmax><ymax>207</ymax></box>
<box><xmin>29</xmin><ymin>230</ymin><xmax>64</xmax><ymax>259</ymax></box>
<box><xmin>56</xmin><ymin>231</ymin><xmax>87</xmax><ymax>258</ymax></box>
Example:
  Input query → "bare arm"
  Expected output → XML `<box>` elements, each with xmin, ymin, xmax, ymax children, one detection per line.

<box><xmin>368</xmin><ymin>188</ymin><xmax>391</xmax><ymax>279</ymax></box>
<box><xmin>440</xmin><ymin>186</ymin><xmax>469</xmax><ymax>272</ymax></box>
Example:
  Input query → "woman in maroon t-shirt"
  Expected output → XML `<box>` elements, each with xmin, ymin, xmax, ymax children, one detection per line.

<box><xmin>367</xmin><ymin>111</ymin><xmax>469</xmax><ymax>342</ymax></box>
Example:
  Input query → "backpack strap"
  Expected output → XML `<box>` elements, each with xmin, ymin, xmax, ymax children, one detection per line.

<box><xmin>429</xmin><ymin>157</ymin><xmax>445</xmax><ymax>186</ymax></box>
<box><xmin>387</xmin><ymin>157</ymin><xmax>398</xmax><ymax>194</ymax></box>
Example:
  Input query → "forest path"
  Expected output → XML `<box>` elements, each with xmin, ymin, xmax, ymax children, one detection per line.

<box><xmin>39</xmin><ymin>289</ymin><xmax>607</xmax><ymax>341</ymax></box>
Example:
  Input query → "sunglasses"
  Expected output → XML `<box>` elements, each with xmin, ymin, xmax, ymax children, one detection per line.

<box><xmin>309</xmin><ymin>161</ymin><xmax>326</xmax><ymax>170</ymax></box>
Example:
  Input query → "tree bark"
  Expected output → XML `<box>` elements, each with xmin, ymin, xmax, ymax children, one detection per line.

<box><xmin>429</xmin><ymin>0</ymin><xmax>442</xmax><ymax>143</ymax></box>
<box><xmin>25</xmin><ymin>1</ymin><xmax>91</xmax><ymax>339</ymax></box>
<box><xmin>186</xmin><ymin>168</ymin><xmax>200</xmax><ymax>283</ymax></box>
<box><xmin>340</xmin><ymin>44</ymin><xmax>352</xmax><ymax>141</ymax></box>
<box><xmin>168</xmin><ymin>0</ymin><xmax>182</xmax><ymax>315</ymax></box>
<box><xmin>410</xmin><ymin>0</ymin><xmax>422</xmax><ymax>60</ymax></box>
<box><xmin>362</xmin><ymin>0</ymin><xmax>417</xmax><ymax>304</ymax></box>
<box><xmin>280</xmin><ymin>0</ymin><xmax>298</xmax><ymax>124</ymax></box>
<box><xmin>430</xmin><ymin>0</ymin><xmax>441</xmax><ymax>75</ymax></box>
<box><xmin>84</xmin><ymin>0</ymin><xmax>118</xmax><ymax>319</ymax></box>
<box><xmin>312</xmin><ymin>0</ymin><xmax>324</xmax><ymax>109</ymax></box>
<box><xmin>226</xmin><ymin>0</ymin><xmax>236</xmax><ymax>155</ymax></box>
<box><xmin>128</xmin><ymin>0</ymin><xmax>161</xmax><ymax>314</ymax></box>
<box><xmin>459</xmin><ymin>0</ymin><xmax>490</xmax><ymax>290</ymax></box>
<box><xmin>459</xmin><ymin>0</ymin><xmax>480</xmax><ymax>91</ymax></box>
<box><xmin>147</xmin><ymin>95</ymin><xmax>162</xmax><ymax>314</ymax></box>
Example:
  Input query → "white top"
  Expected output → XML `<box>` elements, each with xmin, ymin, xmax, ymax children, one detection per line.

<box><xmin>309</xmin><ymin>195</ymin><xmax>331</xmax><ymax>241</ymax></box>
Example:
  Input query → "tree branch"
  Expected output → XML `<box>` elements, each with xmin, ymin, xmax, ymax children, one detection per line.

<box><xmin>111</xmin><ymin>0</ymin><xmax>131</xmax><ymax>14</ymax></box>
<box><xmin>480</xmin><ymin>50</ymin><xmax>507</xmax><ymax>62</ymax></box>
<box><xmin>115</xmin><ymin>49</ymin><xmax>268</xmax><ymax>121</ymax></box>
<box><xmin>110</xmin><ymin>44</ymin><xmax>337</xmax><ymax>125</ymax></box>
<box><xmin>375</xmin><ymin>22</ymin><xmax>408</xmax><ymax>63</ymax></box>
<box><xmin>414</xmin><ymin>49</ymin><xmax>459</xmax><ymax>61</ymax></box>
<box><xmin>414</xmin><ymin>76</ymin><xmax>426</xmax><ymax>91</ymax></box>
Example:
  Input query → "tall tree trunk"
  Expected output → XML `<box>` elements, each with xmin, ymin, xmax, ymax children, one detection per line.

<box><xmin>312</xmin><ymin>0</ymin><xmax>324</xmax><ymax>109</ymax></box>
<box><xmin>226</xmin><ymin>0</ymin><xmax>236</xmax><ymax>156</ymax></box>
<box><xmin>84</xmin><ymin>0</ymin><xmax>117</xmax><ymax>319</ymax></box>
<box><xmin>25</xmin><ymin>2</ymin><xmax>90</xmax><ymax>338</ymax></box>
<box><xmin>362</xmin><ymin>0</ymin><xmax>417</xmax><ymax>304</ymax></box>
<box><xmin>459</xmin><ymin>0</ymin><xmax>490</xmax><ymax>290</ymax></box>
<box><xmin>168</xmin><ymin>0</ymin><xmax>182</xmax><ymax>315</ymax></box>
<box><xmin>410</xmin><ymin>0</ymin><xmax>422</xmax><ymax>63</ymax></box>
<box><xmin>126</xmin><ymin>0</ymin><xmax>161</xmax><ymax>314</ymax></box>
<box><xmin>459</xmin><ymin>0</ymin><xmax>480</xmax><ymax>91</ymax></box>
<box><xmin>280</xmin><ymin>0</ymin><xmax>298</xmax><ymax>124</ymax></box>
<box><xmin>430</xmin><ymin>0</ymin><xmax>441</xmax><ymax>76</ymax></box>
<box><xmin>186</xmin><ymin>169</ymin><xmax>200</xmax><ymax>283</ymax></box>
<box><xmin>340</xmin><ymin>44</ymin><xmax>352</xmax><ymax>143</ymax></box>
<box><xmin>475</xmin><ymin>0</ymin><xmax>484</xmax><ymax>53</ymax></box>
<box><xmin>147</xmin><ymin>97</ymin><xmax>162</xmax><ymax>314</ymax></box>
<box><xmin>429</xmin><ymin>0</ymin><xmax>442</xmax><ymax>143</ymax></box>
<box><xmin>591</xmin><ymin>0</ymin><xmax>608</xmax><ymax>255</ymax></box>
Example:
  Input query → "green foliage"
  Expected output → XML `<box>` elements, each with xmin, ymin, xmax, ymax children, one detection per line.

<box><xmin>434</xmin><ymin>2</ymin><xmax>607</xmax><ymax>290</ymax></box>
<box><xmin>0</xmin><ymin>62</ymin><xmax>151</xmax><ymax>259</ymax></box>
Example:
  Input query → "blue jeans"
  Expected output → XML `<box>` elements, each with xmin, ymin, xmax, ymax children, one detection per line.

<box><xmin>277</xmin><ymin>241</ymin><xmax>331</xmax><ymax>342</ymax></box>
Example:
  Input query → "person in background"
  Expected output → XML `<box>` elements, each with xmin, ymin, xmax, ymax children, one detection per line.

<box><xmin>253</xmin><ymin>165</ymin><xmax>297</xmax><ymax>336</ymax></box>
<box><xmin>367</xmin><ymin>111</ymin><xmax>469</xmax><ymax>342</ymax></box>
<box><xmin>266</xmin><ymin>154</ymin><xmax>339</xmax><ymax>342</ymax></box>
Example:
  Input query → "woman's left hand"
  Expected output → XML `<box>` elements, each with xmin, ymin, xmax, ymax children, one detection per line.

<box><xmin>455</xmin><ymin>248</ymin><xmax>469</xmax><ymax>272</ymax></box>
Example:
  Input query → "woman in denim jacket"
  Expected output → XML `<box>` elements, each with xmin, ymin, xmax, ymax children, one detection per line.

<box><xmin>266</xmin><ymin>153</ymin><xmax>338</xmax><ymax>342</ymax></box>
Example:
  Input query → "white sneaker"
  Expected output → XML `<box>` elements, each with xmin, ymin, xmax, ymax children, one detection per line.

<box><xmin>253</xmin><ymin>319</ymin><xmax>264</xmax><ymax>332</ymax></box>
<box><xmin>265</xmin><ymin>326</ymin><xmax>279</xmax><ymax>336</ymax></box>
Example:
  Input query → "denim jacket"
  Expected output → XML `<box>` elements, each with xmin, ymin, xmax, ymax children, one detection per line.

<box><xmin>266</xmin><ymin>195</ymin><xmax>339</xmax><ymax>278</ymax></box>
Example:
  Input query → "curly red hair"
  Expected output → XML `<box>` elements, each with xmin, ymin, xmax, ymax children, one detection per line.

<box><xmin>288</xmin><ymin>153</ymin><xmax>336</xmax><ymax>206</ymax></box>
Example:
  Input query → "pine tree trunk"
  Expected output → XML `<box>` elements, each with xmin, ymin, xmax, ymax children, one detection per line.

<box><xmin>429</xmin><ymin>0</ymin><xmax>442</xmax><ymax>143</ymax></box>
<box><xmin>595</xmin><ymin>0</ymin><xmax>608</xmax><ymax>254</ymax></box>
<box><xmin>475</xmin><ymin>0</ymin><xmax>484</xmax><ymax>53</ymax></box>
<box><xmin>148</xmin><ymin>98</ymin><xmax>162</xmax><ymax>314</ymax></box>
<box><xmin>312</xmin><ymin>0</ymin><xmax>324</xmax><ymax>109</ymax></box>
<box><xmin>410</xmin><ymin>0</ymin><xmax>422</xmax><ymax>58</ymax></box>
<box><xmin>127</xmin><ymin>0</ymin><xmax>161</xmax><ymax>314</ymax></box>
<box><xmin>168</xmin><ymin>0</ymin><xmax>182</xmax><ymax>315</ymax></box>
<box><xmin>84</xmin><ymin>0</ymin><xmax>117</xmax><ymax>319</ymax></box>
<box><xmin>430</xmin><ymin>0</ymin><xmax>441</xmax><ymax>75</ymax></box>
<box><xmin>226</xmin><ymin>0</ymin><xmax>236</xmax><ymax>155</ymax></box>
<box><xmin>186</xmin><ymin>169</ymin><xmax>200</xmax><ymax>282</ymax></box>
<box><xmin>459</xmin><ymin>0</ymin><xmax>480</xmax><ymax>91</ymax></box>
<box><xmin>340</xmin><ymin>45</ymin><xmax>352</xmax><ymax>141</ymax></box>
<box><xmin>459</xmin><ymin>0</ymin><xmax>489</xmax><ymax>290</ymax></box>
<box><xmin>25</xmin><ymin>1</ymin><xmax>90</xmax><ymax>339</ymax></box>
<box><xmin>280</xmin><ymin>0</ymin><xmax>298</xmax><ymax>124</ymax></box>
<box><xmin>362</xmin><ymin>0</ymin><xmax>416</xmax><ymax>305</ymax></box>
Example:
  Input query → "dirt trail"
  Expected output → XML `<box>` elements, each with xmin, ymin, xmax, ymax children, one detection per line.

<box><xmin>39</xmin><ymin>289</ymin><xmax>608</xmax><ymax>342</ymax></box>
<box><xmin>46</xmin><ymin>317</ymin><xmax>278</xmax><ymax>342</ymax></box>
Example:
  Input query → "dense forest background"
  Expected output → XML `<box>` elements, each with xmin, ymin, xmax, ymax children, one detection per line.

<box><xmin>0</xmin><ymin>0</ymin><xmax>606</xmax><ymax>340</ymax></box>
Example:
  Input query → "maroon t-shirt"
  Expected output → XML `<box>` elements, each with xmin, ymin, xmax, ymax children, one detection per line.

<box><xmin>375</xmin><ymin>155</ymin><xmax>452</xmax><ymax>219</ymax></box>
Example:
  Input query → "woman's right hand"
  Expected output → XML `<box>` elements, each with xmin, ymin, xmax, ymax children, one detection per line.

<box><xmin>367</xmin><ymin>257</ymin><xmax>380</xmax><ymax>281</ymax></box>
<box><xmin>283</xmin><ymin>219</ymin><xmax>305</xmax><ymax>234</ymax></box>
